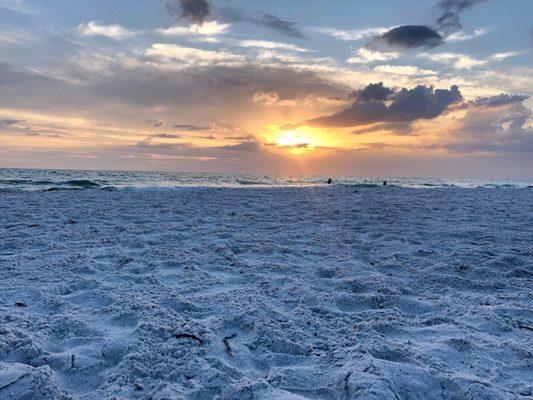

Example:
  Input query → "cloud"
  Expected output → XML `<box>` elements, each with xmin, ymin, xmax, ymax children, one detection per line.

<box><xmin>419</xmin><ymin>52</ymin><xmax>485</xmax><ymax>69</ymax></box>
<box><xmin>419</xmin><ymin>51</ymin><xmax>523</xmax><ymax>70</ymax></box>
<box><xmin>148</xmin><ymin>120</ymin><xmax>164</xmax><ymax>127</ymax></box>
<box><xmin>137</xmin><ymin>136</ymin><xmax>190</xmax><ymax>149</ymax></box>
<box><xmin>156</xmin><ymin>21</ymin><xmax>230</xmax><ymax>37</ymax></box>
<box><xmin>219</xmin><ymin>8</ymin><xmax>305</xmax><ymax>39</ymax></box>
<box><xmin>237</xmin><ymin>40</ymin><xmax>308</xmax><ymax>53</ymax></box>
<box><xmin>490</xmin><ymin>51</ymin><xmax>524</xmax><ymax>61</ymax></box>
<box><xmin>256</xmin><ymin>14</ymin><xmax>305</xmax><ymax>39</ymax></box>
<box><xmin>374</xmin><ymin>65</ymin><xmax>437</xmax><ymax>76</ymax></box>
<box><xmin>0</xmin><ymin>0</ymin><xmax>32</xmax><ymax>13</ymax></box>
<box><xmin>309</xmin><ymin>83</ymin><xmax>463</xmax><ymax>128</ymax></box>
<box><xmin>77</xmin><ymin>21</ymin><xmax>135</xmax><ymax>40</ymax></box>
<box><xmin>471</xmin><ymin>94</ymin><xmax>529</xmax><ymax>108</ymax></box>
<box><xmin>166</xmin><ymin>0</ymin><xmax>211</xmax><ymax>25</ymax></box>
<box><xmin>0</xmin><ymin>29</ymin><xmax>33</xmax><ymax>45</ymax></box>
<box><xmin>0</xmin><ymin>118</ymin><xmax>24</xmax><ymax>128</ymax></box>
<box><xmin>145</xmin><ymin>44</ymin><xmax>245</xmax><ymax>67</ymax></box>
<box><xmin>172</xmin><ymin>124</ymin><xmax>210</xmax><ymax>131</ymax></box>
<box><xmin>349</xmin><ymin>82</ymin><xmax>394</xmax><ymax>102</ymax></box>
<box><xmin>446</xmin><ymin>28</ymin><xmax>488</xmax><ymax>42</ymax></box>
<box><xmin>369</xmin><ymin>1</ymin><xmax>489</xmax><ymax>49</ymax></box>
<box><xmin>314</xmin><ymin>27</ymin><xmax>390</xmax><ymax>41</ymax></box>
<box><xmin>226</xmin><ymin>134</ymin><xmax>256</xmax><ymax>141</ymax></box>
<box><xmin>346</xmin><ymin>48</ymin><xmax>399</xmax><ymax>64</ymax></box>
<box><xmin>217</xmin><ymin>139</ymin><xmax>263</xmax><ymax>152</ymax></box>
<box><xmin>252</xmin><ymin>91</ymin><xmax>279</xmax><ymax>105</ymax></box>
<box><xmin>436</xmin><ymin>0</ymin><xmax>490</xmax><ymax>35</ymax></box>
<box><xmin>193</xmin><ymin>134</ymin><xmax>216</xmax><ymax>140</ymax></box>
<box><xmin>269</xmin><ymin>142</ymin><xmax>310</xmax><ymax>150</ymax></box>
<box><xmin>439</xmin><ymin>94</ymin><xmax>533</xmax><ymax>153</ymax></box>
<box><xmin>351</xmin><ymin>121</ymin><xmax>413</xmax><ymax>135</ymax></box>
<box><xmin>151</xmin><ymin>133</ymin><xmax>181</xmax><ymax>139</ymax></box>
<box><xmin>374</xmin><ymin>25</ymin><xmax>444</xmax><ymax>49</ymax></box>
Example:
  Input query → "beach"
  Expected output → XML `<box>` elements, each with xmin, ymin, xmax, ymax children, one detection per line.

<box><xmin>0</xmin><ymin>186</ymin><xmax>532</xmax><ymax>399</ymax></box>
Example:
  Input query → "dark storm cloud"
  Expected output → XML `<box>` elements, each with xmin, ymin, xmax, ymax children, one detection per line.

<box><xmin>349</xmin><ymin>82</ymin><xmax>394</xmax><ymax>102</ymax></box>
<box><xmin>471</xmin><ymin>94</ymin><xmax>529</xmax><ymax>108</ymax></box>
<box><xmin>372</xmin><ymin>1</ymin><xmax>488</xmax><ymax>49</ymax></box>
<box><xmin>309</xmin><ymin>83</ymin><xmax>463</xmax><ymax>128</ymax></box>
<box><xmin>166</xmin><ymin>0</ymin><xmax>211</xmax><ymax>25</ymax></box>
<box><xmin>436</xmin><ymin>0</ymin><xmax>490</xmax><ymax>34</ymax></box>
<box><xmin>374</xmin><ymin>25</ymin><xmax>444</xmax><ymax>49</ymax></box>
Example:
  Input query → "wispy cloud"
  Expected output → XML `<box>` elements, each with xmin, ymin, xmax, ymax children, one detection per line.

<box><xmin>346</xmin><ymin>48</ymin><xmax>399</xmax><ymax>64</ymax></box>
<box><xmin>374</xmin><ymin>65</ymin><xmax>437</xmax><ymax>76</ymax></box>
<box><xmin>0</xmin><ymin>0</ymin><xmax>32</xmax><ymax>13</ymax></box>
<box><xmin>78</xmin><ymin>21</ymin><xmax>135</xmax><ymax>40</ymax></box>
<box><xmin>446</xmin><ymin>28</ymin><xmax>488</xmax><ymax>42</ymax></box>
<box><xmin>236</xmin><ymin>40</ymin><xmax>309</xmax><ymax>53</ymax></box>
<box><xmin>490</xmin><ymin>51</ymin><xmax>525</xmax><ymax>61</ymax></box>
<box><xmin>0</xmin><ymin>118</ymin><xmax>24</xmax><ymax>128</ymax></box>
<box><xmin>419</xmin><ymin>51</ymin><xmax>524</xmax><ymax>69</ymax></box>
<box><xmin>256</xmin><ymin>14</ymin><xmax>305</xmax><ymax>39</ymax></box>
<box><xmin>435</xmin><ymin>0</ymin><xmax>489</xmax><ymax>35</ymax></box>
<box><xmin>145</xmin><ymin>44</ymin><xmax>245</xmax><ymax>67</ymax></box>
<box><xmin>156</xmin><ymin>21</ymin><xmax>230</xmax><ymax>37</ymax></box>
<box><xmin>314</xmin><ymin>26</ymin><xmax>391</xmax><ymax>41</ymax></box>
<box><xmin>0</xmin><ymin>29</ymin><xmax>33</xmax><ymax>45</ymax></box>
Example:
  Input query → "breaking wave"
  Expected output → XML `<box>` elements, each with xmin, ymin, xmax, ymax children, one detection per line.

<box><xmin>0</xmin><ymin>169</ymin><xmax>530</xmax><ymax>191</ymax></box>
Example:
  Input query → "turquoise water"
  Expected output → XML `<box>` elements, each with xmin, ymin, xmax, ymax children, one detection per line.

<box><xmin>0</xmin><ymin>168</ymin><xmax>531</xmax><ymax>190</ymax></box>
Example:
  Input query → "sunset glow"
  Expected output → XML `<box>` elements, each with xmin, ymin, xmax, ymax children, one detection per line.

<box><xmin>0</xmin><ymin>0</ymin><xmax>531</xmax><ymax>179</ymax></box>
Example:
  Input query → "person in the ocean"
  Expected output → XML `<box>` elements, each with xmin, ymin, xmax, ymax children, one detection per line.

<box><xmin>327</xmin><ymin>178</ymin><xmax>332</xmax><ymax>184</ymax></box>
<box><xmin>383</xmin><ymin>181</ymin><xmax>387</xmax><ymax>186</ymax></box>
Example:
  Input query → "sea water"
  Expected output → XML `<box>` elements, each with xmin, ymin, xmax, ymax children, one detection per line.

<box><xmin>0</xmin><ymin>168</ymin><xmax>531</xmax><ymax>191</ymax></box>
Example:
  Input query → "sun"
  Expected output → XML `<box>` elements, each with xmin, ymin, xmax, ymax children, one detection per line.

<box><xmin>276</xmin><ymin>131</ymin><xmax>314</xmax><ymax>154</ymax></box>
<box><xmin>265</xmin><ymin>126</ymin><xmax>336</xmax><ymax>155</ymax></box>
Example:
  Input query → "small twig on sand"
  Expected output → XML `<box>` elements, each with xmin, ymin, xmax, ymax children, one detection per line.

<box><xmin>175</xmin><ymin>333</ymin><xmax>203</xmax><ymax>345</ymax></box>
<box><xmin>15</xmin><ymin>302</ymin><xmax>27</xmax><ymax>307</ymax></box>
<box><xmin>518</xmin><ymin>324</ymin><xmax>533</xmax><ymax>332</ymax></box>
<box><xmin>223</xmin><ymin>333</ymin><xmax>237</xmax><ymax>357</ymax></box>
<box><xmin>344</xmin><ymin>371</ymin><xmax>352</xmax><ymax>392</ymax></box>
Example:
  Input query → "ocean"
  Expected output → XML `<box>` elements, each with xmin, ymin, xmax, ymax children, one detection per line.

<box><xmin>0</xmin><ymin>168</ymin><xmax>531</xmax><ymax>191</ymax></box>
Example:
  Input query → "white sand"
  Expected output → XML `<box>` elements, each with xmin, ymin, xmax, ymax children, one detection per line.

<box><xmin>0</xmin><ymin>186</ymin><xmax>532</xmax><ymax>399</ymax></box>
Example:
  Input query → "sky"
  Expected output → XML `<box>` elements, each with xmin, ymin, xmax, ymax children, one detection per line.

<box><xmin>0</xmin><ymin>0</ymin><xmax>532</xmax><ymax>180</ymax></box>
